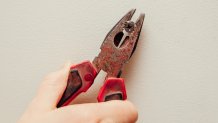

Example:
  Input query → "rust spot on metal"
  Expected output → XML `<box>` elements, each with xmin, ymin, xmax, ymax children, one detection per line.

<box><xmin>92</xmin><ymin>9</ymin><xmax>145</xmax><ymax>78</ymax></box>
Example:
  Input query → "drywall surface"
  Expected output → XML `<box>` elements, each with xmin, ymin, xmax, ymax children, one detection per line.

<box><xmin>0</xmin><ymin>0</ymin><xmax>218</xmax><ymax>123</ymax></box>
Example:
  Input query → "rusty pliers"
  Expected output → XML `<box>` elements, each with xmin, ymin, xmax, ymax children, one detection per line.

<box><xmin>57</xmin><ymin>9</ymin><xmax>145</xmax><ymax>107</ymax></box>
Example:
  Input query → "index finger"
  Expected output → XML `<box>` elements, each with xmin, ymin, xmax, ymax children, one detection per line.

<box><xmin>50</xmin><ymin>100</ymin><xmax>138</xmax><ymax>123</ymax></box>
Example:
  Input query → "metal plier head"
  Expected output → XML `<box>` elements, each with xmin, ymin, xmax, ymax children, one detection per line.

<box><xmin>93</xmin><ymin>9</ymin><xmax>145</xmax><ymax>77</ymax></box>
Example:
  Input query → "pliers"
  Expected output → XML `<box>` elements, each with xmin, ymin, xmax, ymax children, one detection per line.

<box><xmin>57</xmin><ymin>9</ymin><xmax>145</xmax><ymax>107</ymax></box>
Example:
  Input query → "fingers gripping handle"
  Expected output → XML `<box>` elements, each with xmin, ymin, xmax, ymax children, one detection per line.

<box><xmin>57</xmin><ymin>61</ymin><xmax>97</xmax><ymax>108</ymax></box>
<box><xmin>97</xmin><ymin>78</ymin><xmax>127</xmax><ymax>102</ymax></box>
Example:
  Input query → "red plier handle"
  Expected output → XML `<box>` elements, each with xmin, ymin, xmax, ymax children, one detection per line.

<box><xmin>57</xmin><ymin>61</ymin><xmax>96</xmax><ymax>107</ymax></box>
<box><xmin>57</xmin><ymin>61</ymin><xmax>127</xmax><ymax>107</ymax></box>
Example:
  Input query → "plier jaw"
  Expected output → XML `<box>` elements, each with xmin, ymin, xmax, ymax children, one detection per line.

<box><xmin>93</xmin><ymin>9</ymin><xmax>145</xmax><ymax>77</ymax></box>
<box><xmin>57</xmin><ymin>9</ymin><xmax>145</xmax><ymax>107</ymax></box>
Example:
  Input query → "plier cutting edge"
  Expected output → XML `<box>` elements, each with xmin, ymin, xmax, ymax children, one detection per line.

<box><xmin>57</xmin><ymin>9</ymin><xmax>145</xmax><ymax>107</ymax></box>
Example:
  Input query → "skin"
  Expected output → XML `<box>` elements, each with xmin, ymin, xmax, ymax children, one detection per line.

<box><xmin>18</xmin><ymin>62</ymin><xmax>138</xmax><ymax>123</ymax></box>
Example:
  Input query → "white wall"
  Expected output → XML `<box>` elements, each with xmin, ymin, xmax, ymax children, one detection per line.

<box><xmin>0</xmin><ymin>0</ymin><xmax>218</xmax><ymax>123</ymax></box>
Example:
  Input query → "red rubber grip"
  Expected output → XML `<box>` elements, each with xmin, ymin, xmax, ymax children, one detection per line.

<box><xmin>97</xmin><ymin>78</ymin><xmax>127</xmax><ymax>102</ymax></box>
<box><xmin>57</xmin><ymin>61</ymin><xmax>97</xmax><ymax>107</ymax></box>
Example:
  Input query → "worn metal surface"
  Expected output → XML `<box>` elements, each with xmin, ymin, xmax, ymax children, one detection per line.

<box><xmin>93</xmin><ymin>9</ymin><xmax>145</xmax><ymax>78</ymax></box>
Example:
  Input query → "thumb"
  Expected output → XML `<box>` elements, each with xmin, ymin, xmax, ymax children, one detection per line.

<box><xmin>31</xmin><ymin>62</ymin><xmax>71</xmax><ymax>112</ymax></box>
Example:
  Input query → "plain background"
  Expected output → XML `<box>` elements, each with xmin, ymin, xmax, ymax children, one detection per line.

<box><xmin>0</xmin><ymin>0</ymin><xmax>218</xmax><ymax>123</ymax></box>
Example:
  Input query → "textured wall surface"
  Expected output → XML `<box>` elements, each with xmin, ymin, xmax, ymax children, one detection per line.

<box><xmin>0</xmin><ymin>0</ymin><xmax>218</xmax><ymax>123</ymax></box>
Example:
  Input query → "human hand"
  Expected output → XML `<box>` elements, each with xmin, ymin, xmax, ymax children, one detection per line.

<box><xmin>18</xmin><ymin>62</ymin><xmax>138</xmax><ymax>123</ymax></box>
